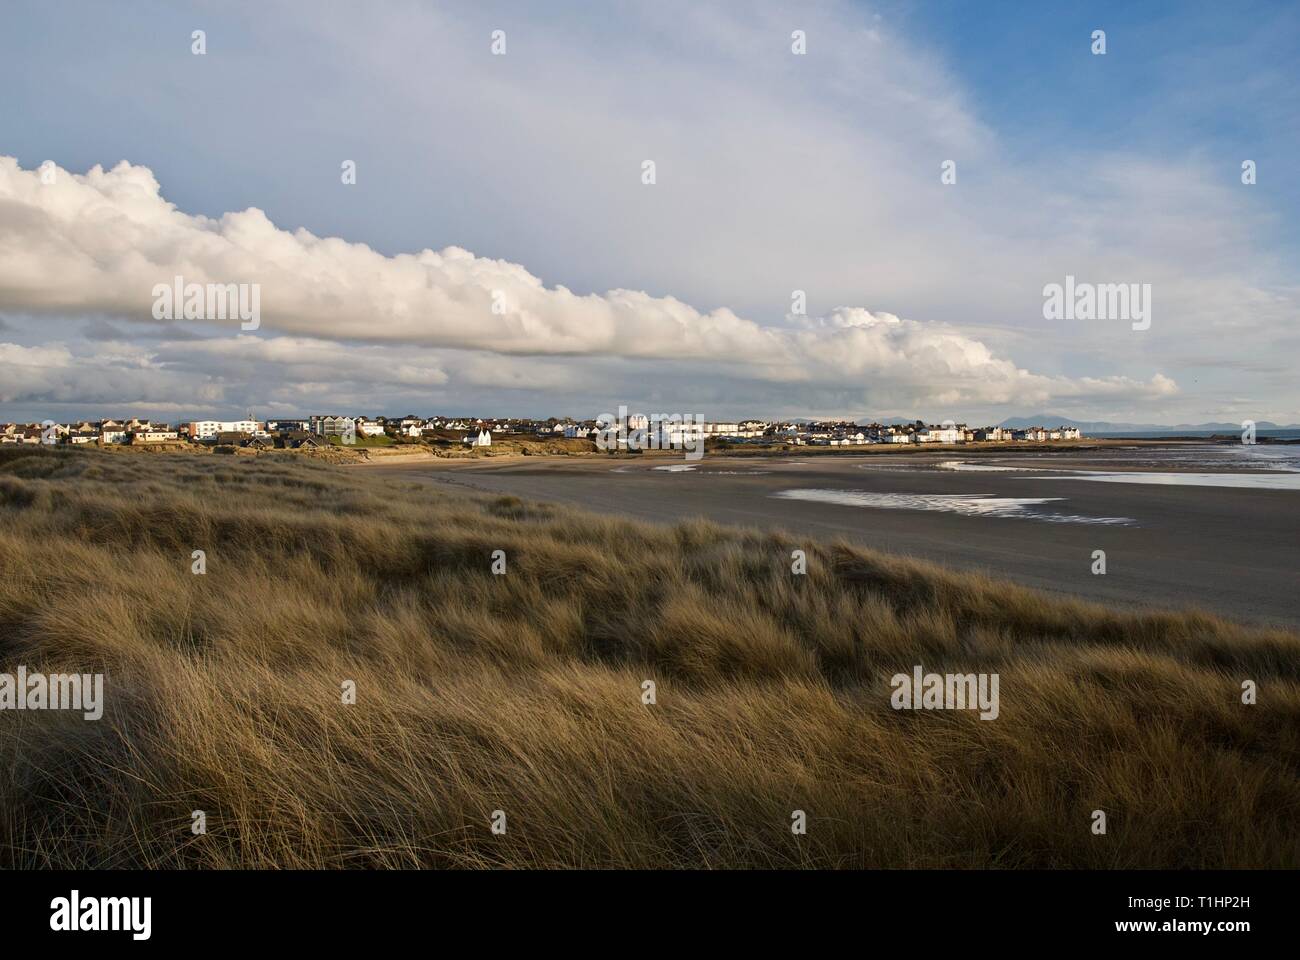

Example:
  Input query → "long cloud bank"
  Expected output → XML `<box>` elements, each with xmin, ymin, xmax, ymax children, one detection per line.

<box><xmin>0</xmin><ymin>157</ymin><xmax>1175</xmax><ymax>409</ymax></box>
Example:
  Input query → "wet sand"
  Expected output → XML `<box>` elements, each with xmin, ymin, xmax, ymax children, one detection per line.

<box><xmin>374</xmin><ymin>450</ymin><xmax>1300</xmax><ymax>627</ymax></box>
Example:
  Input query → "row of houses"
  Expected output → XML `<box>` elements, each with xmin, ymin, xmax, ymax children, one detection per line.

<box><xmin>0</xmin><ymin>418</ymin><xmax>312</xmax><ymax>449</ymax></box>
<box><xmin>307</xmin><ymin>414</ymin><xmax>644</xmax><ymax>446</ymax></box>
<box><xmin>766</xmin><ymin>421</ymin><xmax>1083</xmax><ymax>446</ymax></box>
<box><xmin>0</xmin><ymin>419</ymin><xmax>180</xmax><ymax>446</ymax></box>
<box><xmin>590</xmin><ymin>416</ymin><xmax>1084</xmax><ymax>447</ymax></box>
<box><xmin>4</xmin><ymin>413</ymin><xmax>1084</xmax><ymax>450</ymax></box>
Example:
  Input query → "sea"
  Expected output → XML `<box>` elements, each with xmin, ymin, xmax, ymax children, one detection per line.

<box><xmin>1094</xmin><ymin>430</ymin><xmax>1300</xmax><ymax>441</ymax></box>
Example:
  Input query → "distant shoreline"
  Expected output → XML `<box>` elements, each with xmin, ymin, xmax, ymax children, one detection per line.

<box><xmin>357</xmin><ymin>435</ymin><xmax>1217</xmax><ymax>468</ymax></box>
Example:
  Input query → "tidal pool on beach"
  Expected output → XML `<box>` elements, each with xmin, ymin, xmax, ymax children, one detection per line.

<box><xmin>771</xmin><ymin>488</ymin><xmax>1135</xmax><ymax>525</ymax></box>
<box><xmin>1025</xmin><ymin>471</ymin><xmax>1300</xmax><ymax>491</ymax></box>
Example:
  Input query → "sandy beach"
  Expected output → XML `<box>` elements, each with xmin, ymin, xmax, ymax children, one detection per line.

<box><xmin>375</xmin><ymin>444</ymin><xmax>1300</xmax><ymax>626</ymax></box>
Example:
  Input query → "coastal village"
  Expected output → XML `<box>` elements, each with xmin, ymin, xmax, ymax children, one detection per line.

<box><xmin>0</xmin><ymin>414</ymin><xmax>1083</xmax><ymax>451</ymax></box>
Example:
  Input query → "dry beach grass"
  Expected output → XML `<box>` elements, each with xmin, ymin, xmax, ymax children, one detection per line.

<box><xmin>0</xmin><ymin>446</ymin><xmax>1296</xmax><ymax>868</ymax></box>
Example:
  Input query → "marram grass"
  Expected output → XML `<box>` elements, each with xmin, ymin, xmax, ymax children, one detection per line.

<box><xmin>0</xmin><ymin>447</ymin><xmax>1296</xmax><ymax>868</ymax></box>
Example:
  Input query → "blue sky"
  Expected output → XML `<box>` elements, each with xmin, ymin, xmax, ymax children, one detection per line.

<box><xmin>0</xmin><ymin>0</ymin><xmax>1296</xmax><ymax>424</ymax></box>
<box><xmin>919</xmin><ymin>0</ymin><xmax>1297</xmax><ymax>202</ymax></box>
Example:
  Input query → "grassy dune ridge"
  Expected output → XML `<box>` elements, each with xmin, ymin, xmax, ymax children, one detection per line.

<box><xmin>0</xmin><ymin>447</ymin><xmax>1296</xmax><ymax>868</ymax></box>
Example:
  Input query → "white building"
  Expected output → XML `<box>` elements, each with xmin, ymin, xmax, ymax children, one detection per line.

<box><xmin>189</xmin><ymin>420</ymin><xmax>260</xmax><ymax>440</ymax></box>
<box><xmin>653</xmin><ymin>420</ymin><xmax>707</xmax><ymax>448</ymax></box>
<box><xmin>925</xmin><ymin>425</ymin><xmax>963</xmax><ymax>444</ymax></box>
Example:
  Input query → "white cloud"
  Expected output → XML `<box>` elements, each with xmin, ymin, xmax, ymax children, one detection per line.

<box><xmin>0</xmin><ymin>157</ymin><xmax>1175</xmax><ymax>414</ymax></box>
<box><xmin>0</xmin><ymin>340</ymin><xmax>222</xmax><ymax>407</ymax></box>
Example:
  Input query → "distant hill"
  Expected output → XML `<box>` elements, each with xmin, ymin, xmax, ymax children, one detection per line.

<box><xmin>996</xmin><ymin>415</ymin><xmax>1300</xmax><ymax>433</ymax></box>
<box><xmin>835</xmin><ymin>413</ymin><xmax>1299</xmax><ymax>432</ymax></box>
